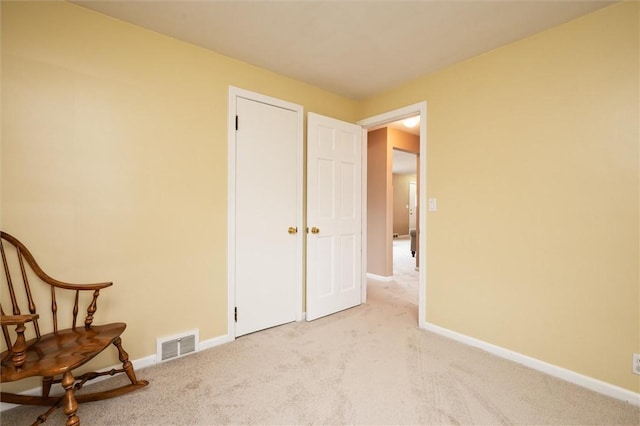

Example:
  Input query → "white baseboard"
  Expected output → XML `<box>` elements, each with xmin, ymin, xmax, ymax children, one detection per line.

<box><xmin>197</xmin><ymin>333</ymin><xmax>233</xmax><ymax>352</ymax></box>
<box><xmin>366</xmin><ymin>273</ymin><xmax>393</xmax><ymax>282</ymax></box>
<box><xmin>131</xmin><ymin>354</ymin><xmax>157</xmax><ymax>370</ymax></box>
<box><xmin>422</xmin><ymin>322</ymin><xmax>640</xmax><ymax>407</ymax></box>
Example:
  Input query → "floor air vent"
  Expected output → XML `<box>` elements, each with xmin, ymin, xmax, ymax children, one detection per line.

<box><xmin>157</xmin><ymin>329</ymin><xmax>199</xmax><ymax>363</ymax></box>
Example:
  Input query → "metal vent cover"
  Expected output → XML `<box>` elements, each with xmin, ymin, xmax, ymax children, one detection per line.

<box><xmin>161</xmin><ymin>339</ymin><xmax>179</xmax><ymax>361</ymax></box>
<box><xmin>157</xmin><ymin>329</ymin><xmax>199</xmax><ymax>363</ymax></box>
<box><xmin>180</xmin><ymin>334</ymin><xmax>196</xmax><ymax>355</ymax></box>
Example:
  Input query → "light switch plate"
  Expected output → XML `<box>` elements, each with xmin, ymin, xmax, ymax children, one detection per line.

<box><xmin>428</xmin><ymin>198</ymin><xmax>437</xmax><ymax>211</ymax></box>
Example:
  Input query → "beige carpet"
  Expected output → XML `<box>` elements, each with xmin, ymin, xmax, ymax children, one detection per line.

<box><xmin>2</xmin><ymin>238</ymin><xmax>639</xmax><ymax>425</ymax></box>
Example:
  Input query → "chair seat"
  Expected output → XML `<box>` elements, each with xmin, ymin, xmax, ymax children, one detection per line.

<box><xmin>1</xmin><ymin>322</ymin><xmax>126</xmax><ymax>382</ymax></box>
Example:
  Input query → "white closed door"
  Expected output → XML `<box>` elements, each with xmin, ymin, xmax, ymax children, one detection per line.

<box><xmin>234</xmin><ymin>96</ymin><xmax>300</xmax><ymax>336</ymax></box>
<box><xmin>306</xmin><ymin>112</ymin><xmax>363</xmax><ymax>321</ymax></box>
<box><xmin>409</xmin><ymin>181</ymin><xmax>417</xmax><ymax>230</ymax></box>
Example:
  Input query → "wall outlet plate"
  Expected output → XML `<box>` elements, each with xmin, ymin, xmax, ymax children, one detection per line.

<box><xmin>633</xmin><ymin>353</ymin><xmax>640</xmax><ymax>375</ymax></box>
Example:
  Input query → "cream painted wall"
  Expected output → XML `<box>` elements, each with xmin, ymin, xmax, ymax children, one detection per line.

<box><xmin>1</xmin><ymin>0</ymin><xmax>357</xmax><ymax>389</ymax></box>
<box><xmin>359</xmin><ymin>2</ymin><xmax>639</xmax><ymax>393</ymax></box>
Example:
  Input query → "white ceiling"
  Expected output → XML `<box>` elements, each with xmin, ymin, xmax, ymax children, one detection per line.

<box><xmin>72</xmin><ymin>0</ymin><xmax>614</xmax><ymax>100</ymax></box>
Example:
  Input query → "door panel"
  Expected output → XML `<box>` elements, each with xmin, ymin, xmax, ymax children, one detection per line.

<box><xmin>307</xmin><ymin>112</ymin><xmax>362</xmax><ymax>321</ymax></box>
<box><xmin>235</xmin><ymin>97</ymin><xmax>299</xmax><ymax>336</ymax></box>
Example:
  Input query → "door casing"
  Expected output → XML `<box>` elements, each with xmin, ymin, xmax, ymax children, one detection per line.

<box><xmin>358</xmin><ymin>101</ymin><xmax>427</xmax><ymax>329</ymax></box>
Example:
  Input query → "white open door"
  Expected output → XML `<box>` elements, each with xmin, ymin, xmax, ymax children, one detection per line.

<box><xmin>306</xmin><ymin>112</ymin><xmax>363</xmax><ymax>321</ymax></box>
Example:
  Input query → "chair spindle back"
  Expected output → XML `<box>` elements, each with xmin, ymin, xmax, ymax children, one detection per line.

<box><xmin>1</xmin><ymin>231</ymin><xmax>111</xmax><ymax>351</ymax></box>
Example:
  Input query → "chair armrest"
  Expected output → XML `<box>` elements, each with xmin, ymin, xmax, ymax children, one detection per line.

<box><xmin>1</xmin><ymin>314</ymin><xmax>39</xmax><ymax>326</ymax></box>
<box><xmin>1</xmin><ymin>314</ymin><xmax>39</xmax><ymax>370</ymax></box>
<box><xmin>47</xmin><ymin>280</ymin><xmax>113</xmax><ymax>291</ymax></box>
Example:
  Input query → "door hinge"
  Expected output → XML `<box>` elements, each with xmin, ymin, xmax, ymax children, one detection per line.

<box><xmin>234</xmin><ymin>306</ymin><xmax>238</xmax><ymax>322</ymax></box>
<box><xmin>235</xmin><ymin>115</ymin><xmax>238</xmax><ymax>131</ymax></box>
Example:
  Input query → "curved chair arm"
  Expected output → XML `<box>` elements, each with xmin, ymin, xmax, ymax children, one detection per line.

<box><xmin>1</xmin><ymin>232</ymin><xmax>113</xmax><ymax>290</ymax></box>
<box><xmin>47</xmin><ymin>280</ymin><xmax>113</xmax><ymax>291</ymax></box>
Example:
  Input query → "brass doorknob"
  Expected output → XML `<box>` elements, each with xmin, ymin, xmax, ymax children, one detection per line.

<box><xmin>288</xmin><ymin>226</ymin><xmax>298</xmax><ymax>235</ymax></box>
<box><xmin>311</xmin><ymin>227</ymin><xmax>320</xmax><ymax>234</ymax></box>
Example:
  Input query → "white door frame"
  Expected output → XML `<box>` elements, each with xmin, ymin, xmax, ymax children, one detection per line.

<box><xmin>227</xmin><ymin>86</ymin><xmax>304</xmax><ymax>340</ymax></box>
<box><xmin>357</xmin><ymin>101</ymin><xmax>427</xmax><ymax>329</ymax></box>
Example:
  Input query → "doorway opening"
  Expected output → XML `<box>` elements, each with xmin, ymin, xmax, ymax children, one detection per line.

<box><xmin>391</xmin><ymin>143</ymin><xmax>419</xmax><ymax>264</ymax></box>
<box><xmin>391</xmin><ymin>148</ymin><xmax>418</xmax><ymax>273</ymax></box>
<box><xmin>357</xmin><ymin>102</ymin><xmax>427</xmax><ymax>328</ymax></box>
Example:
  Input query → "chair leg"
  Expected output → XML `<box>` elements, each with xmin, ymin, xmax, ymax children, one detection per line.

<box><xmin>42</xmin><ymin>376</ymin><xmax>53</xmax><ymax>398</ymax></box>
<box><xmin>61</xmin><ymin>371</ymin><xmax>80</xmax><ymax>426</ymax></box>
<box><xmin>113</xmin><ymin>337</ymin><xmax>141</xmax><ymax>385</ymax></box>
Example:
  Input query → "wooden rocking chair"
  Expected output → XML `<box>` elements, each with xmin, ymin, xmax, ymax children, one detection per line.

<box><xmin>1</xmin><ymin>231</ymin><xmax>148</xmax><ymax>425</ymax></box>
